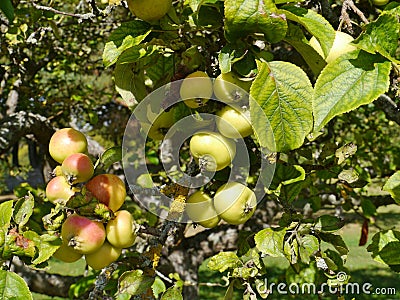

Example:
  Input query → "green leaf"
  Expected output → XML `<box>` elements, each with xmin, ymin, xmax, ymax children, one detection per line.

<box><xmin>23</xmin><ymin>232</ymin><xmax>60</xmax><ymax>266</ymax></box>
<box><xmin>335</xmin><ymin>143</ymin><xmax>357</xmax><ymax>164</ymax></box>
<box><xmin>151</xmin><ymin>277</ymin><xmax>166</xmax><ymax>299</ymax></box>
<box><xmin>319</xmin><ymin>232</ymin><xmax>349</xmax><ymax>257</ymax></box>
<box><xmin>13</xmin><ymin>193</ymin><xmax>34</xmax><ymax>229</ymax></box>
<box><xmin>250</xmin><ymin>61</ymin><xmax>313</xmax><ymax>152</ymax></box>
<box><xmin>224</xmin><ymin>280</ymin><xmax>235</xmax><ymax>300</ymax></box>
<box><xmin>207</xmin><ymin>252</ymin><xmax>241</xmax><ymax>272</ymax></box>
<box><xmin>313</xmin><ymin>51</ymin><xmax>391</xmax><ymax>132</ymax></box>
<box><xmin>284</xmin><ymin>24</ymin><xmax>326</xmax><ymax>76</ymax></box>
<box><xmin>352</xmin><ymin>14</ymin><xmax>400</xmax><ymax>63</ymax></box>
<box><xmin>232</xmin><ymin>266</ymin><xmax>259</xmax><ymax>279</ymax></box>
<box><xmin>0</xmin><ymin>270</ymin><xmax>33</xmax><ymax>300</ymax></box>
<box><xmin>161</xmin><ymin>286</ymin><xmax>183</xmax><ymax>300</ymax></box>
<box><xmin>218</xmin><ymin>43</ymin><xmax>248</xmax><ymax>74</ymax></box>
<box><xmin>117</xmin><ymin>44</ymin><xmax>159</xmax><ymax>65</ymax></box>
<box><xmin>0</xmin><ymin>200</ymin><xmax>13</xmax><ymax>228</ymax></box>
<box><xmin>338</xmin><ymin>168</ymin><xmax>369</xmax><ymax>188</ymax></box>
<box><xmin>383</xmin><ymin>171</ymin><xmax>400</xmax><ymax>204</ymax></box>
<box><xmin>270</xmin><ymin>164</ymin><xmax>305</xmax><ymax>189</ymax></box>
<box><xmin>224</xmin><ymin>0</ymin><xmax>287</xmax><ymax>43</ymax></box>
<box><xmin>144</xmin><ymin>52</ymin><xmax>175</xmax><ymax>89</ymax></box>
<box><xmin>114</xmin><ymin>63</ymin><xmax>147</xmax><ymax>106</ymax></box>
<box><xmin>254</xmin><ymin>228</ymin><xmax>286</xmax><ymax>257</ymax></box>
<box><xmin>95</xmin><ymin>146</ymin><xmax>123</xmax><ymax>170</ymax></box>
<box><xmin>0</xmin><ymin>0</ymin><xmax>14</xmax><ymax>22</ymax></box>
<box><xmin>367</xmin><ymin>230</ymin><xmax>400</xmax><ymax>264</ymax></box>
<box><xmin>103</xmin><ymin>20</ymin><xmax>151</xmax><ymax>67</ymax></box>
<box><xmin>286</xmin><ymin>262</ymin><xmax>317</xmax><ymax>285</ymax></box>
<box><xmin>378</xmin><ymin>242</ymin><xmax>400</xmax><ymax>265</ymax></box>
<box><xmin>361</xmin><ymin>198</ymin><xmax>377</xmax><ymax>218</ymax></box>
<box><xmin>314</xmin><ymin>215</ymin><xmax>344</xmax><ymax>232</ymax></box>
<box><xmin>117</xmin><ymin>270</ymin><xmax>154</xmax><ymax>296</ymax></box>
<box><xmin>299</xmin><ymin>235</ymin><xmax>319</xmax><ymax>264</ymax></box>
<box><xmin>280</xmin><ymin>5</ymin><xmax>335</xmax><ymax>58</ymax></box>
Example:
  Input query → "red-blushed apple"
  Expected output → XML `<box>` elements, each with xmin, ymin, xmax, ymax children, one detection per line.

<box><xmin>85</xmin><ymin>174</ymin><xmax>126</xmax><ymax>212</ymax></box>
<box><xmin>46</xmin><ymin>176</ymin><xmax>78</xmax><ymax>204</ymax></box>
<box><xmin>49</xmin><ymin>128</ymin><xmax>88</xmax><ymax>163</ymax></box>
<box><xmin>53</xmin><ymin>241</ymin><xmax>83</xmax><ymax>263</ymax></box>
<box><xmin>106</xmin><ymin>210</ymin><xmax>137</xmax><ymax>248</ymax></box>
<box><xmin>61</xmin><ymin>153</ymin><xmax>94</xmax><ymax>184</ymax></box>
<box><xmin>61</xmin><ymin>213</ymin><xmax>106</xmax><ymax>254</ymax></box>
<box><xmin>85</xmin><ymin>241</ymin><xmax>122</xmax><ymax>270</ymax></box>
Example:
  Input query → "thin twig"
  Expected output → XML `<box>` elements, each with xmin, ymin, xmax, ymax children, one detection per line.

<box><xmin>31</xmin><ymin>0</ymin><xmax>116</xmax><ymax>21</ymax></box>
<box><xmin>340</xmin><ymin>0</ymin><xmax>369</xmax><ymax>32</ymax></box>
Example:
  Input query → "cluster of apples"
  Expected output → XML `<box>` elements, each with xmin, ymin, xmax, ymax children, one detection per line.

<box><xmin>46</xmin><ymin>128</ymin><xmax>136</xmax><ymax>270</ymax></box>
<box><xmin>144</xmin><ymin>71</ymin><xmax>258</xmax><ymax>228</ymax></box>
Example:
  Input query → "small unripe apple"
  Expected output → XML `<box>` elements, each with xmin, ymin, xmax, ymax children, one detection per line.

<box><xmin>189</xmin><ymin>131</ymin><xmax>236</xmax><ymax>172</ymax></box>
<box><xmin>372</xmin><ymin>0</ymin><xmax>389</xmax><ymax>6</ymax></box>
<box><xmin>127</xmin><ymin>0</ymin><xmax>172</xmax><ymax>22</ymax></box>
<box><xmin>53</xmin><ymin>242</ymin><xmax>83</xmax><ymax>263</ymax></box>
<box><xmin>61</xmin><ymin>153</ymin><xmax>94</xmax><ymax>184</ymax></box>
<box><xmin>216</xmin><ymin>106</ymin><xmax>253</xmax><ymax>139</ymax></box>
<box><xmin>180</xmin><ymin>71</ymin><xmax>213</xmax><ymax>108</ymax></box>
<box><xmin>213</xmin><ymin>182</ymin><xmax>257</xmax><ymax>225</ymax></box>
<box><xmin>61</xmin><ymin>214</ymin><xmax>106</xmax><ymax>254</ymax></box>
<box><xmin>145</xmin><ymin>108</ymin><xmax>175</xmax><ymax>140</ymax></box>
<box><xmin>52</xmin><ymin>165</ymin><xmax>63</xmax><ymax>177</ymax></box>
<box><xmin>186</xmin><ymin>191</ymin><xmax>220</xmax><ymax>228</ymax></box>
<box><xmin>309</xmin><ymin>31</ymin><xmax>357</xmax><ymax>63</ymax></box>
<box><xmin>46</xmin><ymin>176</ymin><xmax>78</xmax><ymax>204</ymax></box>
<box><xmin>86</xmin><ymin>174</ymin><xmax>126</xmax><ymax>212</ymax></box>
<box><xmin>106</xmin><ymin>210</ymin><xmax>137</xmax><ymax>248</ymax></box>
<box><xmin>213</xmin><ymin>72</ymin><xmax>252</xmax><ymax>103</ymax></box>
<box><xmin>49</xmin><ymin>128</ymin><xmax>88</xmax><ymax>163</ymax></box>
<box><xmin>85</xmin><ymin>241</ymin><xmax>122</xmax><ymax>270</ymax></box>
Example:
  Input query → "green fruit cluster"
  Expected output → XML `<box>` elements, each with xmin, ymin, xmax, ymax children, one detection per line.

<box><xmin>47</xmin><ymin>128</ymin><xmax>137</xmax><ymax>270</ymax></box>
<box><xmin>137</xmin><ymin>71</ymin><xmax>257</xmax><ymax>227</ymax></box>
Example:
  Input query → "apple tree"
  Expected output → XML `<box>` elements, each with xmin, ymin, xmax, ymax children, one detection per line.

<box><xmin>0</xmin><ymin>0</ymin><xmax>399</xmax><ymax>299</ymax></box>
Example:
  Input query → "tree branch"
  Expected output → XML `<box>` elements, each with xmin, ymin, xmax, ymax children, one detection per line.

<box><xmin>31</xmin><ymin>0</ymin><xmax>116</xmax><ymax>22</ymax></box>
<box><xmin>0</xmin><ymin>111</ymin><xmax>55</xmax><ymax>157</ymax></box>
<box><xmin>374</xmin><ymin>94</ymin><xmax>400</xmax><ymax>125</ymax></box>
<box><xmin>340</xmin><ymin>0</ymin><xmax>369</xmax><ymax>32</ymax></box>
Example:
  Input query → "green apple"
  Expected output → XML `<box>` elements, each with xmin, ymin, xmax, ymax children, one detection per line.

<box><xmin>144</xmin><ymin>108</ymin><xmax>175</xmax><ymax>140</ymax></box>
<box><xmin>85</xmin><ymin>241</ymin><xmax>122</xmax><ymax>270</ymax></box>
<box><xmin>189</xmin><ymin>131</ymin><xmax>236</xmax><ymax>172</ymax></box>
<box><xmin>53</xmin><ymin>242</ymin><xmax>83</xmax><ymax>263</ymax></box>
<box><xmin>127</xmin><ymin>0</ymin><xmax>172</xmax><ymax>22</ymax></box>
<box><xmin>180</xmin><ymin>71</ymin><xmax>213</xmax><ymax>108</ymax></box>
<box><xmin>213</xmin><ymin>182</ymin><xmax>257</xmax><ymax>225</ymax></box>
<box><xmin>186</xmin><ymin>190</ymin><xmax>220</xmax><ymax>228</ymax></box>
<box><xmin>309</xmin><ymin>31</ymin><xmax>357</xmax><ymax>63</ymax></box>
<box><xmin>106</xmin><ymin>210</ymin><xmax>137</xmax><ymax>248</ymax></box>
<box><xmin>216</xmin><ymin>106</ymin><xmax>253</xmax><ymax>139</ymax></box>
<box><xmin>213</xmin><ymin>72</ymin><xmax>252</xmax><ymax>103</ymax></box>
